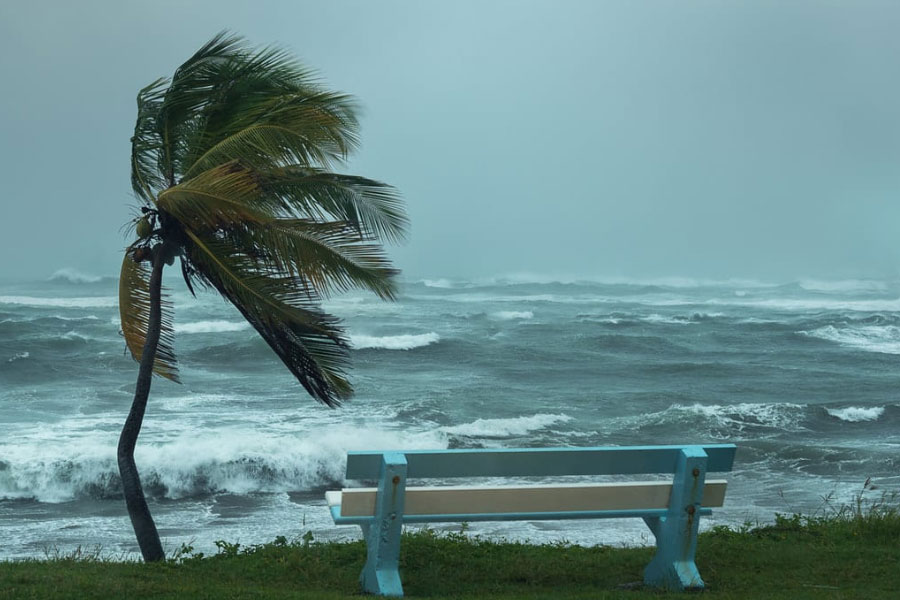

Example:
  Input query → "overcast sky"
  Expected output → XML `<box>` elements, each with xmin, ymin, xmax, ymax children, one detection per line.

<box><xmin>2</xmin><ymin>1</ymin><xmax>900</xmax><ymax>283</ymax></box>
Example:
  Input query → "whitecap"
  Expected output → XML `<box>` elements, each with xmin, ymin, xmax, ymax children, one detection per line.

<box><xmin>350</xmin><ymin>332</ymin><xmax>440</xmax><ymax>350</ymax></box>
<box><xmin>647</xmin><ymin>402</ymin><xmax>806</xmax><ymax>433</ymax></box>
<box><xmin>800</xmin><ymin>325</ymin><xmax>900</xmax><ymax>355</ymax></box>
<box><xmin>0</xmin><ymin>422</ymin><xmax>448</xmax><ymax>502</ymax></box>
<box><xmin>7</xmin><ymin>351</ymin><xmax>29</xmax><ymax>363</ymax></box>
<box><xmin>47</xmin><ymin>268</ymin><xmax>105</xmax><ymax>284</ymax></box>
<box><xmin>825</xmin><ymin>406</ymin><xmax>885</xmax><ymax>423</ymax></box>
<box><xmin>0</xmin><ymin>296</ymin><xmax>117</xmax><ymax>309</ymax></box>
<box><xmin>440</xmin><ymin>413</ymin><xmax>573</xmax><ymax>437</ymax></box>
<box><xmin>174</xmin><ymin>320</ymin><xmax>251</xmax><ymax>334</ymax></box>
<box><xmin>420</xmin><ymin>278</ymin><xmax>455</xmax><ymax>289</ymax></box>
<box><xmin>797</xmin><ymin>279</ymin><xmax>888</xmax><ymax>293</ymax></box>
<box><xmin>490</xmin><ymin>311</ymin><xmax>534</xmax><ymax>320</ymax></box>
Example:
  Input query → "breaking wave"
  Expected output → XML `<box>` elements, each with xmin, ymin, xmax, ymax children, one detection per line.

<box><xmin>47</xmin><ymin>268</ymin><xmax>105</xmax><ymax>284</ymax></box>
<box><xmin>800</xmin><ymin>325</ymin><xmax>900</xmax><ymax>355</ymax></box>
<box><xmin>491</xmin><ymin>310</ymin><xmax>534</xmax><ymax>320</ymax></box>
<box><xmin>174</xmin><ymin>320</ymin><xmax>251</xmax><ymax>334</ymax></box>
<box><xmin>0</xmin><ymin>296</ymin><xmax>117</xmax><ymax>309</ymax></box>
<box><xmin>439</xmin><ymin>413</ymin><xmax>573</xmax><ymax>437</ymax></box>
<box><xmin>0</xmin><ymin>425</ymin><xmax>447</xmax><ymax>503</ymax></box>
<box><xmin>350</xmin><ymin>332</ymin><xmax>440</xmax><ymax>350</ymax></box>
<box><xmin>825</xmin><ymin>406</ymin><xmax>885</xmax><ymax>423</ymax></box>
<box><xmin>6</xmin><ymin>351</ymin><xmax>29</xmax><ymax>363</ymax></box>
<box><xmin>637</xmin><ymin>402</ymin><xmax>808</xmax><ymax>437</ymax></box>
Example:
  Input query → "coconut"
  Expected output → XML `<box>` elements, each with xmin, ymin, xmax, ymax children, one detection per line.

<box><xmin>136</xmin><ymin>217</ymin><xmax>152</xmax><ymax>239</ymax></box>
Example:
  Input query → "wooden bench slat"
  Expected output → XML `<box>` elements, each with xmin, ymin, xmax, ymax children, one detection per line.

<box><xmin>328</xmin><ymin>480</ymin><xmax>728</xmax><ymax>517</ymax></box>
<box><xmin>345</xmin><ymin>445</ymin><xmax>736</xmax><ymax>479</ymax></box>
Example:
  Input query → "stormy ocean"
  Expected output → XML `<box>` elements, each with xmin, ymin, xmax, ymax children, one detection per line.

<box><xmin>1</xmin><ymin>269</ymin><xmax>898</xmax><ymax>559</ymax></box>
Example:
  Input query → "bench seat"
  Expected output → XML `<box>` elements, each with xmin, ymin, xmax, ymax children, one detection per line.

<box><xmin>326</xmin><ymin>480</ymin><xmax>727</xmax><ymax>523</ymax></box>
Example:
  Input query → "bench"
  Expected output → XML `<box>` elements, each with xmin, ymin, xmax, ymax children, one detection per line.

<box><xmin>325</xmin><ymin>443</ymin><xmax>736</xmax><ymax>596</ymax></box>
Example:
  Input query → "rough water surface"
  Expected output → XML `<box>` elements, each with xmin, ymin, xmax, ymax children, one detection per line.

<box><xmin>1</xmin><ymin>271</ymin><xmax>898</xmax><ymax>559</ymax></box>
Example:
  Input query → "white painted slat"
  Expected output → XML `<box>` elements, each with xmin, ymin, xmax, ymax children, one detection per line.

<box><xmin>330</xmin><ymin>480</ymin><xmax>728</xmax><ymax>517</ymax></box>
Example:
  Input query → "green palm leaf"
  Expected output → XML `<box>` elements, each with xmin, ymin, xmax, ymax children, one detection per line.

<box><xmin>262</xmin><ymin>168</ymin><xmax>408</xmax><ymax>242</ymax></box>
<box><xmin>181</xmin><ymin>228</ymin><xmax>351</xmax><ymax>405</ymax></box>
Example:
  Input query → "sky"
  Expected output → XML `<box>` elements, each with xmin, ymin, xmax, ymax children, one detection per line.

<box><xmin>2</xmin><ymin>0</ymin><xmax>900</xmax><ymax>283</ymax></box>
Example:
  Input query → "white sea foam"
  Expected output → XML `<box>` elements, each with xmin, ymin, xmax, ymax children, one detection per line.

<box><xmin>0</xmin><ymin>422</ymin><xmax>447</xmax><ymax>502</ymax></box>
<box><xmin>420</xmin><ymin>278</ymin><xmax>456</xmax><ymax>288</ymax></box>
<box><xmin>491</xmin><ymin>311</ymin><xmax>534</xmax><ymax>320</ymax></box>
<box><xmin>642</xmin><ymin>314</ymin><xmax>693</xmax><ymax>325</ymax></box>
<box><xmin>6</xmin><ymin>351</ymin><xmax>29</xmax><ymax>363</ymax></box>
<box><xmin>649</xmin><ymin>402</ymin><xmax>806</xmax><ymax>433</ymax></box>
<box><xmin>0</xmin><ymin>296</ymin><xmax>117</xmax><ymax>309</ymax></box>
<box><xmin>350</xmin><ymin>332</ymin><xmax>440</xmax><ymax>350</ymax></box>
<box><xmin>825</xmin><ymin>406</ymin><xmax>885</xmax><ymax>423</ymax></box>
<box><xmin>440</xmin><ymin>413</ymin><xmax>573</xmax><ymax>437</ymax></box>
<box><xmin>174</xmin><ymin>320</ymin><xmax>251</xmax><ymax>334</ymax></box>
<box><xmin>705</xmin><ymin>297</ymin><xmax>900</xmax><ymax>313</ymax></box>
<box><xmin>801</xmin><ymin>325</ymin><xmax>900</xmax><ymax>354</ymax></box>
<box><xmin>47</xmin><ymin>268</ymin><xmax>105</xmax><ymax>284</ymax></box>
<box><xmin>797</xmin><ymin>279</ymin><xmax>889</xmax><ymax>293</ymax></box>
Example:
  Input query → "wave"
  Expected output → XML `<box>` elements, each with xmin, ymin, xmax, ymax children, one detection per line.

<box><xmin>174</xmin><ymin>320</ymin><xmax>250</xmax><ymax>334</ymax></box>
<box><xmin>439</xmin><ymin>413</ymin><xmax>573</xmax><ymax>437</ymax></box>
<box><xmin>6</xmin><ymin>351</ymin><xmax>29</xmax><ymax>363</ymax></box>
<box><xmin>420</xmin><ymin>278</ymin><xmax>456</xmax><ymax>289</ymax></box>
<box><xmin>47</xmin><ymin>268</ymin><xmax>105</xmax><ymax>284</ymax></box>
<box><xmin>800</xmin><ymin>325</ymin><xmax>900</xmax><ymax>355</ymax></box>
<box><xmin>641</xmin><ymin>313</ymin><xmax>720</xmax><ymax>325</ymax></box>
<box><xmin>350</xmin><ymin>332</ymin><xmax>440</xmax><ymax>350</ymax></box>
<box><xmin>430</xmin><ymin>274</ymin><xmax>780</xmax><ymax>289</ymax></box>
<box><xmin>708</xmin><ymin>297</ymin><xmax>900</xmax><ymax>313</ymax></box>
<box><xmin>797</xmin><ymin>279</ymin><xmax>889</xmax><ymax>293</ymax></box>
<box><xmin>491</xmin><ymin>310</ymin><xmax>534</xmax><ymax>320</ymax></box>
<box><xmin>0</xmin><ymin>296</ymin><xmax>117</xmax><ymax>309</ymax></box>
<box><xmin>637</xmin><ymin>402</ymin><xmax>808</xmax><ymax>436</ymax></box>
<box><xmin>0</xmin><ymin>425</ymin><xmax>447</xmax><ymax>502</ymax></box>
<box><xmin>825</xmin><ymin>406</ymin><xmax>885</xmax><ymax>423</ymax></box>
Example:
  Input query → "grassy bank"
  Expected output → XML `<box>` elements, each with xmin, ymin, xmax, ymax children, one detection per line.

<box><xmin>1</xmin><ymin>507</ymin><xmax>898</xmax><ymax>599</ymax></box>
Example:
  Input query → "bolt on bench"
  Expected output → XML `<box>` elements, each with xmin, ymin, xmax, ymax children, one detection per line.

<box><xmin>325</xmin><ymin>444</ymin><xmax>737</xmax><ymax>596</ymax></box>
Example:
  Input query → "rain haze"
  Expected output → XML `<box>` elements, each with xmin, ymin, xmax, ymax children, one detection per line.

<box><xmin>2</xmin><ymin>0</ymin><xmax>900</xmax><ymax>283</ymax></box>
<box><xmin>5</xmin><ymin>1</ymin><xmax>900</xmax><ymax>571</ymax></box>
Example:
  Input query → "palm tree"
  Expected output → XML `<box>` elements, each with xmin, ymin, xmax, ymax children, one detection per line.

<box><xmin>118</xmin><ymin>32</ymin><xmax>406</xmax><ymax>562</ymax></box>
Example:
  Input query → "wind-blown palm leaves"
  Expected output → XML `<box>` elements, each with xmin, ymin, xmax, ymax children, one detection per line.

<box><xmin>121</xmin><ymin>32</ymin><xmax>406</xmax><ymax>406</ymax></box>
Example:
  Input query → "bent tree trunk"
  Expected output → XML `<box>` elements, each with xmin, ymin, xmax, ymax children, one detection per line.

<box><xmin>118</xmin><ymin>247</ymin><xmax>166</xmax><ymax>562</ymax></box>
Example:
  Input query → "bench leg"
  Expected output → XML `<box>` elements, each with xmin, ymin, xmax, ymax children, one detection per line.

<box><xmin>359</xmin><ymin>453</ymin><xmax>407</xmax><ymax>596</ymax></box>
<box><xmin>643</xmin><ymin>447</ymin><xmax>708</xmax><ymax>591</ymax></box>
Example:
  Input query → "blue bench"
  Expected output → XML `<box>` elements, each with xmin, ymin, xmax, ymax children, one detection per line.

<box><xmin>326</xmin><ymin>444</ymin><xmax>736</xmax><ymax>596</ymax></box>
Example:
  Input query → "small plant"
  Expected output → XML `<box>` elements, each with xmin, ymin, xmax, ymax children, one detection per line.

<box><xmin>213</xmin><ymin>540</ymin><xmax>242</xmax><ymax>558</ymax></box>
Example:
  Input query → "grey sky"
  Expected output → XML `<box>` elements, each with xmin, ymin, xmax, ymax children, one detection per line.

<box><xmin>2</xmin><ymin>1</ymin><xmax>900</xmax><ymax>282</ymax></box>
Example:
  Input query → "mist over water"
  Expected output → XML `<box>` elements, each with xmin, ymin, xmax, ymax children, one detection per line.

<box><xmin>1</xmin><ymin>269</ymin><xmax>899</xmax><ymax>558</ymax></box>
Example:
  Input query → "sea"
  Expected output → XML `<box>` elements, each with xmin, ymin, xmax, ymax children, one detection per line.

<box><xmin>1</xmin><ymin>268</ymin><xmax>899</xmax><ymax>560</ymax></box>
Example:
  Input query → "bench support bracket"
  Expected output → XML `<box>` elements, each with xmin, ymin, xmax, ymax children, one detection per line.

<box><xmin>360</xmin><ymin>452</ymin><xmax>408</xmax><ymax>596</ymax></box>
<box><xmin>643</xmin><ymin>446</ymin><xmax>708</xmax><ymax>591</ymax></box>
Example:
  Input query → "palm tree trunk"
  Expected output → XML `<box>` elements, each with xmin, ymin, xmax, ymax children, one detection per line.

<box><xmin>118</xmin><ymin>247</ymin><xmax>166</xmax><ymax>562</ymax></box>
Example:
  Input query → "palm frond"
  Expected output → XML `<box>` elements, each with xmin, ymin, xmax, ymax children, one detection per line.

<box><xmin>131</xmin><ymin>78</ymin><xmax>169</xmax><ymax>202</ymax></box>
<box><xmin>180</xmin><ymin>90</ymin><xmax>359</xmax><ymax>179</ymax></box>
<box><xmin>157</xmin><ymin>161</ymin><xmax>278</xmax><ymax>229</ymax></box>
<box><xmin>156</xmin><ymin>31</ymin><xmax>248</xmax><ymax>185</ymax></box>
<box><xmin>226</xmin><ymin>219</ymin><xmax>399</xmax><ymax>300</ymax></box>
<box><xmin>262</xmin><ymin>168</ymin><xmax>408</xmax><ymax>242</ymax></box>
<box><xmin>181</xmin><ymin>228</ymin><xmax>352</xmax><ymax>405</ymax></box>
<box><xmin>118</xmin><ymin>250</ymin><xmax>179</xmax><ymax>382</ymax></box>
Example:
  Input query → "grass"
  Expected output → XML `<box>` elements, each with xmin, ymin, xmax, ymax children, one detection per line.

<box><xmin>1</xmin><ymin>486</ymin><xmax>898</xmax><ymax>599</ymax></box>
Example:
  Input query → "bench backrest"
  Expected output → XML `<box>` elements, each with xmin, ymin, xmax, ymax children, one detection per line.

<box><xmin>345</xmin><ymin>444</ymin><xmax>736</xmax><ymax>480</ymax></box>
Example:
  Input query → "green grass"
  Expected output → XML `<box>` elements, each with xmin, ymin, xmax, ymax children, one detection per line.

<box><xmin>1</xmin><ymin>496</ymin><xmax>898</xmax><ymax>600</ymax></box>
